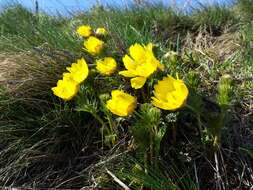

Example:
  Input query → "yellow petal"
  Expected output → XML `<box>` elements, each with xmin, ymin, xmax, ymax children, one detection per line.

<box><xmin>151</xmin><ymin>97</ymin><xmax>170</xmax><ymax>110</ymax></box>
<box><xmin>122</xmin><ymin>55</ymin><xmax>136</xmax><ymax>70</ymax></box>
<box><xmin>144</xmin><ymin>43</ymin><xmax>164</xmax><ymax>71</ymax></box>
<box><xmin>154</xmin><ymin>76</ymin><xmax>175</xmax><ymax>96</ymax></box>
<box><xmin>106</xmin><ymin>99</ymin><xmax>126</xmax><ymax>116</ymax></box>
<box><xmin>62</xmin><ymin>72</ymin><xmax>73</xmax><ymax>81</ymax></box>
<box><xmin>171</xmin><ymin>79</ymin><xmax>189</xmax><ymax>106</ymax></box>
<box><xmin>111</xmin><ymin>90</ymin><xmax>124</xmax><ymax>98</ymax></box>
<box><xmin>130</xmin><ymin>77</ymin><xmax>147</xmax><ymax>89</ymax></box>
<box><xmin>76</xmin><ymin>25</ymin><xmax>92</xmax><ymax>37</ymax></box>
<box><xmin>106</xmin><ymin>90</ymin><xmax>137</xmax><ymax>117</ymax></box>
<box><xmin>84</xmin><ymin>36</ymin><xmax>104</xmax><ymax>55</ymax></box>
<box><xmin>174</xmin><ymin>79</ymin><xmax>189</xmax><ymax>100</ymax></box>
<box><xmin>96</xmin><ymin>57</ymin><xmax>117</xmax><ymax>75</ymax></box>
<box><xmin>66</xmin><ymin>58</ymin><xmax>89</xmax><ymax>84</ymax></box>
<box><xmin>129</xmin><ymin>43</ymin><xmax>145</xmax><ymax>61</ymax></box>
<box><xmin>135</xmin><ymin>60</ymin><xmax>157</xmax><ymax>77</ymax></box>
<box><xmin>145</xmin><ymin>43</ymin><xmax>153</xmax><ymax>51</ymax></box>
<box><xmin>119</xmin><ymin>70</ymin><xmax>137</xmax><ymax>77</ymax></box>
<box><xmin>52</xmin><ymin>79</ymin><xmax>79</xmax><ymax>101</ymax></box>
<box><xmin>151</xmin><ymin>75</ymin><xmax>189</xmax><ymax>110</ymax></box>
<box><xmin>95</xmin><ymin>27</ymin><xmax>107</xmax><ymax>35</ymax></box>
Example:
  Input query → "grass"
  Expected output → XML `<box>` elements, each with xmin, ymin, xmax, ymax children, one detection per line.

<box><xmin>0</xmin><ymin>0</ymin><xmax>252</xmax><ymax>189</ymax></box>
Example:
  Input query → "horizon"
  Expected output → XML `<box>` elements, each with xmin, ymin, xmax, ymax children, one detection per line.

<box><xmin>0</xmin><ymin>0</ymin><xmax>234</xmax><ymax>15</ymax></box>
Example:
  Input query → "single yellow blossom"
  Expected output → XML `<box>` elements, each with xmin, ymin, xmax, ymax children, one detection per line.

<box><xmin>96</xmin><ymin>57</ymin><xmax>117</xmax><ymax>75</ymax></box>
<box><xmin>106</xmin><ymin>90</ymin><xmax>137</xmax><ymax>116</ymax></box>
<box><xmin>151</xmin><ymin>75</ymin><xmax>189</xmax><ymax>110</ymax></box>
<box><xmin>76</xmin><ymin>25</ymin><xmax>92</xmax><ymax>37</ymax></box>
<box><xmin>84</xmin><ymin>36</ymin><xmax>104</xmax><ymax>55</ymax></box>
<box><xmin>119</xmin><ymin>43</ymin><xmax>164</xmax><ymax>89</ymax></box>
<box><xmin>66</xmin><ymin>58</ymin><xmax>89</xmax><ymax>84</ymax></box>
<box><xmin>95</xmin><ymin>27</ymin><xmax>107</xmax><ymax>35</ymax></box>
<box><xmin>51</xmin><ymin>78</ymin><xmax>79</xmax><ymax>101</ymax></box>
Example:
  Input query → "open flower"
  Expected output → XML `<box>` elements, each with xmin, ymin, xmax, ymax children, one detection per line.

<box><xmin>106</xmin><ymin>90</ymin><xmax>137</xmax><ymax>116</ymax></box>
<box><xmin>76</xmin><ymin>25</ymin><xmax>92</xmax><ymax>37</ymax></box>
<box><xmin>84</xmin><ymin>36</ymin><xmax>104</xmax><ymax>55</ymax></box>
<box><xmin>66</xmin><ymin>58</ymin><xmax>89</xmax><ymax>84</ymax></box>
<box><xmin>119</xmin><ymin>43</ymin><xmax>164</xmax><ymax>89</ymax></box>
<box><xmin>51</xmin><ymin>77</ymin><xmax>79</xmax><ymax>101</ymax></box>
<box><xmin>95</xmin><ymin>27</ymin><xmax>107</xmax><ymax>35</ymax></box>
<box><xmin>96</xmin><ymin>57</ymin><xmax>117</xmax><ymax>75</ymax></box>
<box><xmin>151</xmin><ymin>75</ymin><xmax>189</xmax><ymax>110</ymax></box>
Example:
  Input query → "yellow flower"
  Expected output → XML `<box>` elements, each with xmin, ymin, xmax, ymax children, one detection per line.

<box><xmin>51</xmin><ymin>77</ymin><xmax>79</xmax><ymax>101</ymax></box>
<box><xmin>151</xmin><ymin>75</ymin><xmax>189</xmax><ymax>110</ymax></box>
<box><xmin>119</xmin><ymin>43</ymin><xmax>164</xmax><ymax>89</ymax></box>
<box><xmin>95</xmin><ymin>27</ymin><xmax>107</xmax><ymax>35</ymax></box>
<box><xmin>76</xmin><ymin>25</ymin><xmax>92</xmax><ymax>37</ymax></box>
<box><xmin>66</xmin><ymin>58</ymin><xmax>89</xmax><ymax>84</ymax></box>
<box><xmin>96</xmin><ymin>57</ymin><xmax>117</xmax><ymax>75</ymax></box>
<box><xmin>84</xmin><ymin>36</ymin><xmax>104</xmax><ymax>55</ymax></box>
<box><xmin>106</xmin><ymin>90</ymin><xmax>137</xmax><ymax>117</ymax></box>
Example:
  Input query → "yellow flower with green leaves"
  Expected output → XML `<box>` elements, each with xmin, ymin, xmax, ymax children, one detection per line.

<box><xmin>51</xmin><ymin>77</ymin><xmax>79</xmax><ymax>101</ymax></box>
<box><xmin>106</xmin><ymin>90</ymin><xmax>137</xmax><ymax>117</ymax></box>
<box><xmin>95</xmin><ymin>27</ymin><xmax>107</xmax><ymax>35</ymax></box>
<box><xmin>66</xmin><ymin>58</ymin><xmax>89</xmax><ymax>84</ymax></box>
<box><xmin>119</xmin><ymin>43</ymin><xmax>164</xmax><ymax>89</ymax></box>
<box><xmin>151</xmin><ymin>75</ymin><xmax>189</xmax><ymax>110</ymax></box>
<box><xmin>96</xmin><ymin>57</ymin><xmax>117</xmax><ymax>75</ymax></box>
<box><xmin>84</xmin><ymin>36</ymin><xmax>104</xmax><ymax>55</ymax></box>
<box><xmin>76</xmin><ymin>25</ymin><xmax>92</xmax><ymax>37</ymax></box>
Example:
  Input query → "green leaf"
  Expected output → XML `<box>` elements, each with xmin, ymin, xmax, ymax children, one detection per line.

<box><xmin>239</xmin><ymin>146</ymin><xmax>253</xmax><ymax>159</ymax></box>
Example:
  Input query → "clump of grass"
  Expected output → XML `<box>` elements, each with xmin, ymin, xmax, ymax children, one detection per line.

<box><xmin>237</xmin><ymin>0</ymin><xmax>253</xmax><ymax>22</ymax></box>
<box><xmin>0</xmin><ymin>52</ymin><xmax>102</xmax><ymax>187</ymax></box>
<box><xmin>0</xmin><ymin>4</ymin><xmax>82</xmax><ymax>53</ymax></box>
<box><xmin>92</xmin><ymin>154</ymin><xmax>198</xmax><ymax>190</ymax></box>
<box><xmin>192</xmin><ymin>5</ymin><xmax>238</xmax><ymax>35</ymax></box>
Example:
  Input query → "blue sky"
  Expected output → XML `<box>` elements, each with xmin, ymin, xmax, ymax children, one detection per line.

<box><xmin>0</xmin><ymin>0</ymin><xmax>233</xmax><ymax>15</ymax></box>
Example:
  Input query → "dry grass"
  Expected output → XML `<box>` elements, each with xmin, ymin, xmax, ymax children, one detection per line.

<box><xmin>0</xmin><ymin>54</ymin><xmax>19</xmax><ymax>88</ymax></box>
<box><xmin>181</xmin><ymin>28</ymin><xmax>253</xmax><ymax>190</ymax></box>
<box><xmin>182</xmin><ymin>28</ymin><xmax>240</xmax><ymax>62</ymax></box>
<box><xmin>0</xmin><ymin>50</ymin><xmax>74</xmax><ymax>100</ymax></box>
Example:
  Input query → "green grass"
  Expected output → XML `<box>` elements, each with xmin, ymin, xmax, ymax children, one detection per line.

<box><xmin>0</xmin><ymin>1</ymin><xmax>252</xmax><ymax>189</ymax></box>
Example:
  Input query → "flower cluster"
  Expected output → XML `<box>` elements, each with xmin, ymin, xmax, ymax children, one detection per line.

<box><xmin>52</xmin><ymin>24</ymin><xmax>189</xmax><ymax>117</ymax></box>
<box><xmin>77</xmin><ymin>25</ymin><xmax>107</xmax><ymax>55</ymax></box>
<box><xmin>52</xmin><ymin>58</ymin><xmax>89</xmax><ymax>100</ymax></box>
<box><xmin>77</xmin><ymin>25</ymin><xmax>107</xmax><ymax>37</ymax></box>
<box><xmin>52</xmin><ymin>25</ymin><xmax>119</xmax><ymax>100</ymax></box>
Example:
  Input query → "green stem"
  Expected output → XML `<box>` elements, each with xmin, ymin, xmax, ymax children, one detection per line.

<box><xmin>213</xmin><ymin>108</ymin><xmax>226</xmax><ymax>149</ymax></box>
<box><xmin>150</xmin><ymin>131</ymin><xmax>154</xmax><ymax>166</ymax></box>
<box><xmin>107</xmin><ymin>113</ymin><xmax>116</xmax><ymax>135</ymax></box>
<box><xmin>91</xmin><ymin>111</ymin><xmax>107</xmax><ymax>150</ymax></box>
<box><xmin>153</xmin><ymin>126</ymin><xmax>158</xmax><ymax>169</ymax></box>
<box><xmin>91</xmin><ymin>112</ymin><xmax>106</xmax><ymax>127</ymax></box>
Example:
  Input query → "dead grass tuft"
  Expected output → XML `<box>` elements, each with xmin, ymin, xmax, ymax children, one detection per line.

<box><xmin>0</xmin><ymin>54</ymin><xmax>20</xmax><ymax>89</ymax></box>
<box><xmin>0</xmin><ymin>50</ymin><xmax>73</xmax><ymax>102</ymax></box>
<box><xmin>182</xmin><ymin>28</ymin><xmax>240</xmax><ymax>62</ymax></box>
